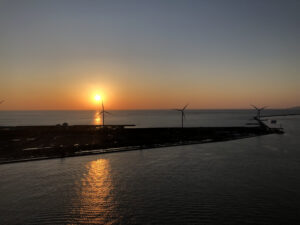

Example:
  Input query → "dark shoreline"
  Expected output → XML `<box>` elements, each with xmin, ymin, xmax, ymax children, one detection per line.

<box><xmin>0</xmin><ymin>125</ymin><xmax>282</xmax><ymax>164</ymax></box>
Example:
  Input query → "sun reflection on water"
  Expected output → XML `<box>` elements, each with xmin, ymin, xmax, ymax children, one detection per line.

<box><xmin>70</xmin><ymin>159</ymin><xmax>116</xmax><ymax>224</ymax></box>
<box><xmin>94</xmin><ymin>111</ymin><xmax>102</xmax><ymax>125</ymax></box>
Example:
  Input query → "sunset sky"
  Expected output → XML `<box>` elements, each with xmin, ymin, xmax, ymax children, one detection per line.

<box><xmin>0</xmin><ymin>0</ymin><xmax>299</xmax><ymax>110</ymax></box>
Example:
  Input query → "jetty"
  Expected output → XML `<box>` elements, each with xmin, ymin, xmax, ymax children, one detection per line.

<box><xmin>0</xmin><ymin>122</ymin><xmax>283</xmax><ymax>164</ymax></box>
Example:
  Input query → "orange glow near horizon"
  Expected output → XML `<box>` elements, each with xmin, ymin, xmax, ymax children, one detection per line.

<box><xmin>0</xmin><ymin>54</ymin><xmax>298</xmax><ymax>111</ymax></box>
<box><xmin>0</xmin><ymin>79</ymin><xmax>298</xmax><ymax>110</ymax></box>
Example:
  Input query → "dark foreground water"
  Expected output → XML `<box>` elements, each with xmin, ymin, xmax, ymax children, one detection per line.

<box><xmin>0</xmin><ymin>114</ymin><xmax>300</xmax><ymax>224</ymax></box>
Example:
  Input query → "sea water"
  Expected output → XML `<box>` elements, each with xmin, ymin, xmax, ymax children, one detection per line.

<box><xmin>0</xmin><ymin>109</ymin><xmax>298</xmax><ymax>127</ymax></box>
<box><xmin>0</xmin><ymin>110</ymin><xmax>300</xmax><ymax>224</ymax></box>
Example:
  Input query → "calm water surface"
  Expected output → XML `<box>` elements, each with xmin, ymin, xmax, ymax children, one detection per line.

<box><xmin>0</xmin><ymin>109</ymin><xmax>298</xmax><ymax>127</ymax></box>
<box><xmin>0</xmin><ymin>112</ymin><xmax>300</xmax><ymax>224</ymax></box>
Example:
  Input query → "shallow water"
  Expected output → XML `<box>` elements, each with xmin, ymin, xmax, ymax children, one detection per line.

<box><xmin>0</xmin><ymin>115</ymin><xmax>299</xmax><ymax>224</ymax></box>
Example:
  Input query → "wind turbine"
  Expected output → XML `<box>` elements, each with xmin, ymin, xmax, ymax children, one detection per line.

<box><xmin>100</xmin><ymin>100</ymin><xmax>111</xmax><ymax>126</ymax></box>
<box><xmin>251</xmin><ymin>104</ymin><xmax>267</xmax><ymax>120</ymax></box>
<box><xmin>174</xmin><ymin>104</ymin><xmax>188</xmax><ymax>128</ymax></box>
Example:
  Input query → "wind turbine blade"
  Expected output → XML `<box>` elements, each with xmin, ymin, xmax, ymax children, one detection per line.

<box><xmin>250</xmin><ymin>104</ymin><xmax>258</xmax><ymax>110</ymax></box>
<box><xmin>104</xmin><ymin>111</ymin><xmax>112</xmax><ymax>114</ymax></box>
<box><xmin>183</xmin><ymin>104</ymin><xmax>189</xmax><ymax>110</ymax></box>
<box><xmin>261</xmin><ymin>106</ymin><xmax>267</xmax><ymax>110</ymax></box>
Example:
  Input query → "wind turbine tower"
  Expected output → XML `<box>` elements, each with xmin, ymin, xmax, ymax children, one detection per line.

<box><xmin>100</xmin><ymin>100</ymin><xmax>111</xmax><ymax>126</ymax></box>
<box><xmin>251</xmin><ymin>104</ymin><xmax>267</xmax><ymax>120</ymax></box>
<box><xmin>174</xmin><ymin>104</ymin><xmax>188</xmax><ymax>128</ymax></box>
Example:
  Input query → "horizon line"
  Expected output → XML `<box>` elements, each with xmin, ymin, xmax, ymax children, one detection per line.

<box><xmin>0</xmin><ymin>107</ymin><xmax>295</xmax><ymax>111</ymax></box>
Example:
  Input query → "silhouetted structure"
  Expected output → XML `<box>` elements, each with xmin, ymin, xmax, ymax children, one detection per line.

<box><xmin>174</xmin><ymin>104</ymin><xmax>188</xmax><ymax>128</ymax></box>
<box><xmin>100</xmin><ymin>100</ymin><xmax>111</xmax><ymax>126</ymax></box>
<box><xmin>0</xmin><ymin>125</ymin><xmax>276</xmax><ymax>164</ymax></box>
<box><xmin>251</xmin><ymin>104</ymin><xmax>267</xmax><ymax>120</ymax></box>
<box><xmin>249</xmin><ymin>105</ymin><xmax>284</xmax><ymax>134</ymax></box>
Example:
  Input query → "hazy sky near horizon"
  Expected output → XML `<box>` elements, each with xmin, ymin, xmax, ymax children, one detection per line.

<box><xmin>0</xmin><ymin>0</ymin><xmax>299</xmax><ymax>110</ymax></box>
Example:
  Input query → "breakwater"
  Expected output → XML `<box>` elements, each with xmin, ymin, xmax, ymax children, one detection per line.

<box><xmin>0</xmin><ymin>125</ymin><xmax>280</xmax><ymax>164</ymax></box>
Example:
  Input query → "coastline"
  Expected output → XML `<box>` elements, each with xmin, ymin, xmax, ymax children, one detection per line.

<box><xmin>0</xmin><ymin>125</ymin><xmax>281</xmax><ymax>164</ymax></box>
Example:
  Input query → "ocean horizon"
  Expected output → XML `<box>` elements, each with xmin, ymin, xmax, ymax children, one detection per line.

<box><xmin>1</xmin><ymin>109</ymin><xmax>299</xmax><ymax>127</ymax></box>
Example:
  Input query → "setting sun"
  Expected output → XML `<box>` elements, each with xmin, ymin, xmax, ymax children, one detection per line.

<box><xmin>94</xmin><ymin>95</ymin><xmax>101</xmax><ymax>102</ymax></box>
